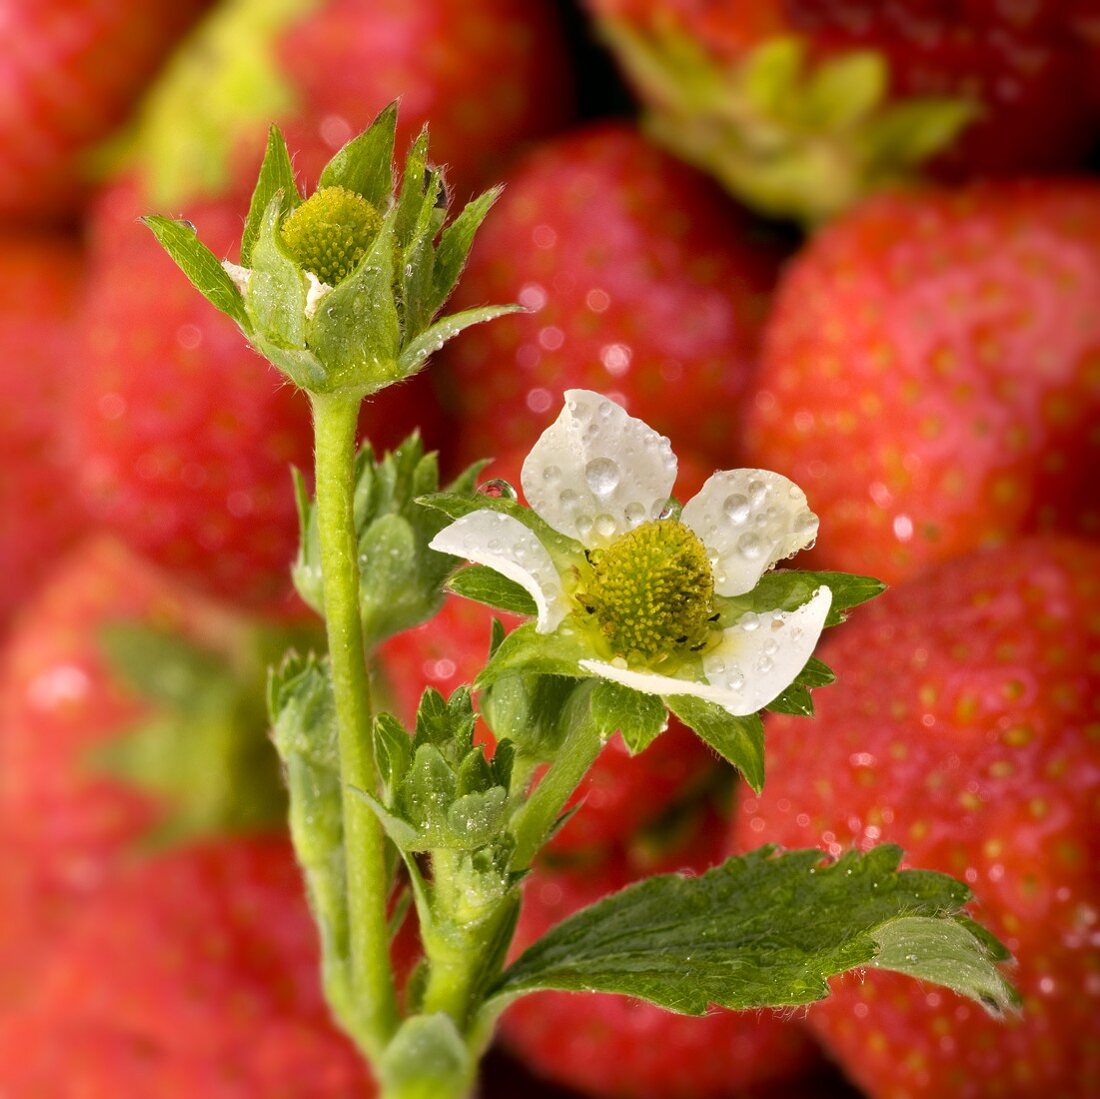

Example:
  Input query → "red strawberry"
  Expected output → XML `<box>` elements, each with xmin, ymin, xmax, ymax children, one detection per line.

<box><xmin>0</xmin><ymin>0</ymin><xmax>210</xmax><ymax>224</ymax></box>
<box><xmin>437</xmin><ymin>122</ymin><xmax>788</xmax><ymax>468</ymax></box>
<box><xmin>0</xmin><ymin>536</ymin><xmax>285</xmax><ymax>1007</ymax></box>
<box><xmin>586</xmin><ymin>0</ymin><xmax>1100</xmax><ymax>220</ymax></box>
<box><xmin>500</xmin><ymin>819</ymin><xmax>822</xmax><ymax>1098</ymax></box>
<box><xmin>732</xmin><ymin>537</ymin><xmax>1100</xmax><ymax>1097</ymax></box>
<box><xmin>743</xmin><ymin>181</ymin><xmax>1100</xmax><ymax>585</ymax></box>
<box><xmin>378</xmin><ymin>592</ymin><xmax>718</xmax><ymax>855</ymax></box>
<box><xmin>0</xmin><ymin>835</ymin><xmax>374</xmax><ymax>1097</ymax></box>
<box><xmin>0</xmin><ymin>233</ymin><xmax>89</xmax><ymax>630</ymax></box>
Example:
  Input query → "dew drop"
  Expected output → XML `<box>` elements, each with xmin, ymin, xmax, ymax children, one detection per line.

<box><xmin>585</xmin><ymin>457</ymin><xmax>620</xmax><ymax>496</ymax></box>
<box><xmin>756</xmin><ymin>655</ymin><xmax>774</xmax><ymax>674</ymax></box>
<box><xmin>624</xmin><ymin>501</ymin><xmax>646</xmax><ymax>526</ymax></box>
<box><xmin>739</xmin><ymin>613</ymin><xmax>760</xmax><ymax>632</ymax></box>
<box><xmin>559</xmin><ymin>488</ymin><xmax>579</xmax><ymax>508</ymax></box>
<box><xmin>479</xmin><ymin>479</ymin><xmax>517</xmax><ymax>500</ymax></box>
<box><xmin>595</xmin><ymin>513</ymin><xmax>618</xmax><ymax>538</ymax></box>
<box><xmin>543</xmin><ymin>464</ymin><xmax>561</xmax><ymax>483</ymax></box>
<box><xmin>575</xmin><ymin>514</ymin><xmax>594</xmax><ymax>538</ymax></box>
<box><xmin>723</xmin><ymin>494</ymin><xmax>750</xmax><ymax>524</ymax></box>
<box><xmin>748</xmin><ymin>480</ymin><xmax>768</xmax><ymax>508</ymax></box>
<box><xmin>180</xmin><ymin>220</ymin><xmax>197</xmax><ymax>233</ymax></box>
<box><xmin>738</xmin><ymin>532</ymin><xmax>763</xmax><ymax>559</ymax></box>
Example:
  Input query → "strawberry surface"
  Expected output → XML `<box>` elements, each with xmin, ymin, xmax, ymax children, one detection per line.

<box><xmin>0</xmin><ymin>0</ymin><xmax>210</xmax><ymax>223</ymax></box>
<box><xmin>500</xmin><ymin>827</ymin><xmax>822</xmax><ymax>1098</ymax></box>
<box><xmin>744</xmin><ymin>181</ymin><xmax>1100</xmax><ymax>584</ymax></box>
<box><xmin>0</xmin><ymin>835</ymin><xmax>374</xmax><ymax>1097</ymax></box>
<box><xmin>437</xmin><ymin>123</ymin><xmax>787</xmax><ymax>468</ymax></box>
<box><xmin>0</xmin><ymin>536</ymin><xmax>285</xmax><ymax>1009</ymax></box>
<box><xmin>0</xmin><ymin>233</ymin><xmax>89</xmax><ymax>631</ymax></box>
<box><xmin>732</xmin><ymin>537</ymin><xmax>1100</xmax><ymax>1097</ymax></box>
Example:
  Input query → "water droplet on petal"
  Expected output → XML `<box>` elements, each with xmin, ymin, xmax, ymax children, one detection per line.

<box><xmin>624</xmin><ymin>501</ymin><xmax>646</xmax><ymax>526</ymax></box>
<box><xmin>585</xmin><ymin>457</ymin><xmax>620</xmax><ymax>496</ymax></box>
<box><xmin>560</xmin><ymin>488</ymin><xmax>578</xmax><ymax>508</ymax></box>
<box><xmin>595</xmin><ymin>513</ymin><xmax>618</xmax><ymax>538</ymax></box>
<box><xmin>723</xmin><ymin>494</ymin><xmax>750</xmax><ymax>525</ymax></box>
<box><xmin>738</xmin><ymin>532</ymin><xmax>763</xmax><ymax>559</ymax></box>
<box><xmin>543</xmin><ymin>464</ymin><xmax>561</xmax><ymax>483</ymax></box>
<box><xmin>478</xmin><ymin>479</ymin><xmax>517</xmax><ymax>500</ymax></box>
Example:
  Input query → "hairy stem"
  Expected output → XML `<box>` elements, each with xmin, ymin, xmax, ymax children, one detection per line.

<box><xmin>508</xmin><ymin>684</ymin><xmax>601</xmax><ymax>871</ymax></box>
<box><xmin>312</xmin><ymin>391</ymin><xmax>398</xmax><ymax>1056</ymax></box>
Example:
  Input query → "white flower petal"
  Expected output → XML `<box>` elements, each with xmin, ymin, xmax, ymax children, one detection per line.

<box><xmin>221</xmin><ymin>260</ymin><xmax>252</xmax><ymax>295</ymax></box>
<box><xmin>304</xmin><ymin>271</ymin><xmax>333</xmax><ymax>319</ymax></box>
<box><xmin>578</xmin><ymin>586</ymin><xmax>831</xmax><ymax>716</ymax></box>
<box><xmin>702</xmin><ymin>587</ymin><xmax>832</xmax><ymax>714</ymax></box>
<box><xmin>681</xmin><ymin>469</ymin><xmax>819</xmax><ymax>596</ymax></box>
<box><xmin>429</xmin><ymin>511</ymin><xmax>569</xmax><ymax>633</ymax></box>
<box><xmin>521</xmin><ymin>389</ymin><xmax>677</xmax><ymax>547</ymax></box>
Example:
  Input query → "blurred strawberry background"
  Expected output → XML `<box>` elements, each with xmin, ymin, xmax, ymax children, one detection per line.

<box><xmin>0</xmin><ymin>2</ymin><xmax>1097</xmax><ymax>1096</ymax></box>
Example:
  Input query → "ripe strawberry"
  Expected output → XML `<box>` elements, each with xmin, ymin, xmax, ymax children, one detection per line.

<box><xmin>732</xmin><ymin>537</ymin><xmax>1100</xmax><ymax>1097</ymax></box>
<box><xmin>0</xmin><ymin>234</ymin><xmax>89</xmax><ymax>630</ymax></box>
<box><xmin>0</xmin><ymin>536</ymin><xmax>286</xmax><ymax>1008</ymax></box>
<box><xmin>378</xmin><ymin>592</ymin><xmax>719</xmax><ymax>855</ymax></box>
<box><xmin>500</xmin><ymin>819</ymin><xmax>822</xmax><ymax>1098</ymax></box>
<box><xmin>437</xmin><ymin>122</ymin><xmax>788</xmax><ymax>469</ymax></box>
<box><xmin>0</xmin><ymin>0</ymin><xmax>210</xmax><ymax>224</ymax></box>
<box><xmin>586</xmin><ymin>1</ymin><xmax>1100</xmax><ymax>220</ymax></box>
<box><xmin>743</xmin><ymin>181</ymin><xmax>1100</xmax><ymax>585</ymax></box>
<box><xmin>0</xmin><ymin>835</ymin><xmax>374</xmax><ymax>1097</ymax></box>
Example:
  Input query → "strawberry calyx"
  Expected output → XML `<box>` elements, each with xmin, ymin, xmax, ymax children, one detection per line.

<box><xmin>119</xmin><ymin>0</ymin><xmax>322</xmax><ymax>208</ymax></box>
<box><xmin>598</xmin><ymin>19</ymin><xmax>978</xmax><ymax>223</ymax></box>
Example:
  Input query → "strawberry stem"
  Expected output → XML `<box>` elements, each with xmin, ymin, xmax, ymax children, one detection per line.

<box><xmin>311</xmin><ymin>390</ymin><xmax>398</xmax><ymax>1056</ymax></box>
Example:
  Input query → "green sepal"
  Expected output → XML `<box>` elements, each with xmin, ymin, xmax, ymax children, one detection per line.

<box><xmin>318</xmin><ymin>101</ymin><xmax>397</xmax><ymax>209</ymax></box>
<box><xmin>476</xmin><ymin>622</ymin><xmax>591</xmax><ymax>687</ymax></box>
<box><xmin>91</xmin><ymin>622</ymin><xmax>287</xmax><ymax>849</ymax></box>
<box><xmin>715</xmin><ymin>569</ymin><xmax>884</xmax><ymax>630</ymax></box>
<box><xmin>666</xmin><ymin>695</ymin><xmax>764</xmax><ymax>793</ymax></box>
<box><xmin>599</xmin><ymin>19</ymin><xmax>980</xmax><ymax>223</ymax></box>
<box><xmin>420</xmin><ymin>491</ymin><xmax>584</xmax><ymax>566</ymax></box>
<box><xmin>765</xmin><ymin>656</ymin><xmax>835</xmax><ymax>717</ymax></box>
<box><xmin>590</xmin><ymin>680</ymin><xmax>668</xmax><ymax>754</ymax></box>
<box><xmin>246</xmin><ymin>192</ymin><xmax>308</xmax><ymax>349</ymax></box>
<box><xmin>431</xmin><ymin>185</ymin><xmax>503</xmax><ymax>313</ymax></box>
<box><xmin>305</xmin><ymin>207</ymin><xmax>401</xmax><ymax>396</ymax></box>
<box><xmin>373</xmin><ymin>711</ymin><xmax>413</xmax><ymax>802</ymax></box>
<box><xmin>490</xmin><ymin>844</ymin><xmax>1017</xmax><ymax>1016</ymax></box>
<box><xmin>447</xmin><ymin>564</ymin><xmax>537</xmax><ymax>617</ymax></box>
<box><xmin>398</xmin><ymin>304</ymin><xmax>523</xmax><ymax>380</ymax></box>
<box><xmin>393</xmin><ymin>127</ymin><xmax>435</xmax><ymax>250</ymax></box>
<box><xmin>241</xmin><ymin>125</ymin><xmax>300</xmax><ymax>266</ymax></box>
<box><xmin>141</xmin><ymin>216</ymin><xmax>250</xmax><ymax>329</ymax></box>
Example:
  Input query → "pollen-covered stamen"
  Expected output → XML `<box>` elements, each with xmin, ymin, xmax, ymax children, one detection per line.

<box><xmin>280</xmin><ymin>185</ymin><xmax>383</xmax><ymax>286</ymax></box>
<box><xmin>579</xmin><ymin>519</ymin><xmax>715</xmax><ymax>662</ymax></box>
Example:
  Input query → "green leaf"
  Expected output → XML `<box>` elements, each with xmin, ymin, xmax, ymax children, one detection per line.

<box><xmin>241</xmin><ymin>125</ymin><xmax>299</xmax><ymax>266</ymax></box>
<box><xmin>430</xmin><ymin>185</ymin><xmax>503</xmax><ymax>313</ymax></box>
<box><xmin>374</xmin><ymin>711</ymin><xmax>413</xmax><ymax>802</ymax></box>
<box><xmin>142</xmin><ymin>216</ymin><xmax>249</xmax><ymax>328</ymax></box>
<box><xmin>666</xmin><ymin>696</ymin><xmax>764</xmax><ymax>793</ymax></box>
<box><xmin>447</xmin><ymin>565</ymin><xmax>537</xmax><ymax>617</ymax></box>
<box><xmin>318</xmin><ymin>100</ymin><xmax>397</xmax><ymax>208</ymax></box>
<box><xmin>803</xmin><ymin>51</ymin><xmax>888</xmax><ymax>130</ymax></box>
<box><xmin>480</xmin><ymin>674</ymin><xmax>591</xmax><ymax>761</ymax></box>
<box><xmin>590</xmin><ymin>680</ymin><xmax>668</xmax><ymax>754</ymax></box>
<box><xmin>491</xmin><ymin>845</ymin><xmax>1016</xmax><ymax>1016</ymax></box>
<box><xmin>398</xmin><ymin>304</ymin><xmax>523</xmax><ymax>379</ymax></box>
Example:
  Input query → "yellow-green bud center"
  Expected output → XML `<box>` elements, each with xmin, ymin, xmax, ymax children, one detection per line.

<box><xmin>280</xmin><ymin>185</ymin><xmax>382</xmax><ymax>286</ymax></box>
<box><xmin>579</xmin><ymin>520</ymin><xmax>715</xmax><ymax>662</ymax></box>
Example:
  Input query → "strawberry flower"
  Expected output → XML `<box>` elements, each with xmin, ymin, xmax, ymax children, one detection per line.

<box><xmin>430</xmin><ymin>390</ymin><xmax>831</xmax><ymax>716</ymax></box>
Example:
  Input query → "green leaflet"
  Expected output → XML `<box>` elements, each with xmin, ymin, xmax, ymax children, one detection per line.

<box><xmin>490</xmin><ymin>845</ymin><xmax>1017</xmax><ymax>1016</ymax></box>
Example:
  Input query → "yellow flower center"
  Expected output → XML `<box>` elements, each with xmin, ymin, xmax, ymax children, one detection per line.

<box><xmin>280</xmin><ymin>185</ymin><xmax>382</xmax><ymax>286</ymax></box>
<box><xmin>578</xmin><ymin>520</ymin><xmax>715</xmax><ymax>662</ymax></box>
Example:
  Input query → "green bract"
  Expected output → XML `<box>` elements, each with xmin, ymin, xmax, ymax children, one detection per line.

<box><xmin>143</xmin><ymin>103</ymin><xmax>519</xmax><ymax>399</ymax></box>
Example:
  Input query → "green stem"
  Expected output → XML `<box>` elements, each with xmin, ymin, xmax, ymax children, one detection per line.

<box><xmin>508</xmin><ymin>684</ymin><xmax>602</xmax><ymax>871</ymax></box>
<box><xmin>311</xmin><ymin>391</ymin><xmax>398</xmax><ymax>1056</ymax></box>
